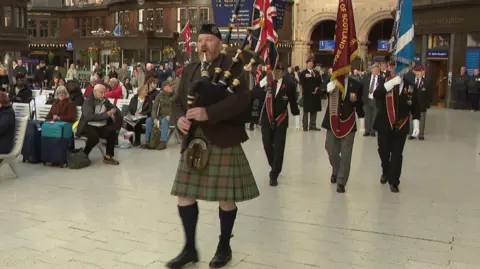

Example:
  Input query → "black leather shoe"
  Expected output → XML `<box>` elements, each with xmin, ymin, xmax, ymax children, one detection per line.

<box><xmin>370</xmin><ymin>133</ymin><xmax>376</xmax><ymax>137</ymax></box>
<box><xmin>303</xmin><ymin>127</ymin><xmax>308</xmax><ymax>131</ymax></box>
<box><xmin>330</xmin><ymin>174</ymin><xmax>337</xmax><ymax>184</ymax></box>
<box><xmin>209</xmin><ymin>244</ymin><xmax>232</xmax><ymax>268</ymax></box>
<box><xmin>269</xmin><ymin>178</ymin><xmax>278</xmax><ymax>186</ymax></box>
<box><xmin>419</xmin><ymin>136</ymin><xmax>425</xmax><ymax>141</ymax></box>
<box><xmin>310</xmin><ymin>127</ymin><xmax>321</xmax><ymax>131</ymax></box>
<box><xmin>363</xmin><ymin>132</ymin><xmax>371</xmax><ymax>137</ymax></box>
<box><xmin>408</xmin><ymin>136</ymin><xmax>415</xmax><ymax>140</ymax></box>
<box><xmin>390</xmin><ymin>185</ymin><xmax>399</xmax><ymax>193</ymax></box>
<box><xmin>166</xmin><ymin>247</ymin><xmax>199</xmax><ymax>269</ymax></box>
<box><xmin>380</xmin><ymin>175</ymin><xmax>387</xmax><ymax>185</ymax></box>
<box><xmin>336</xmin><ymin>184</ymin><xmax>345</xmax><ymax>193</ymax></box>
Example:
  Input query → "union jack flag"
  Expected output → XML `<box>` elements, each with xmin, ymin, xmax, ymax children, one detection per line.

<box><xmin>250</xmin><ymin>0</ymin><xmax>279</xmax><ymax>67</ymax></box>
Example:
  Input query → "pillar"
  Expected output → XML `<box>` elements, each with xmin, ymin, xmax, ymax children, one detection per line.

<box><xmin>359</xmin><ymin>41</ymin><xmax>369</xmax><ymax>70</ymax></box>
<box><xmin>292</xmin><ymin>40</ymin><xmax>309</xmax><ymax>68</ymax></box>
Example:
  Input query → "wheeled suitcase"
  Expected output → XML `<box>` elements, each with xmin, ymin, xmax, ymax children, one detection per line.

<box><xmin>41</xmin><ymin>122</ymin><xmax>73</xmax><ymax>167</ymax></box>
<box><xmin>21</xmin><ymin>120</ymin><xmax>43</xmax><ymax>163</ymax></box>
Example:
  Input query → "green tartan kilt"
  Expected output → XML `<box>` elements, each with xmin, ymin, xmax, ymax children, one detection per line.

<box><xmin>171</xmin><ymin>143</ymin><xmax>260</xmax><ymax>202</ymax></box>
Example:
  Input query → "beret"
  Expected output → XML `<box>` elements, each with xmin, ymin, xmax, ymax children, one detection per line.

<box><xmin>199</xmin><ymin>24</ymin><xmax>222</xmax><ymax>41</ymax></box>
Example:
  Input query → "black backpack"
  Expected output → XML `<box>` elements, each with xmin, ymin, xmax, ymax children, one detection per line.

<box><xmin>67</xmin><ymin>150</ymin><xmax>91</xmax><ymax>169</ymax></box>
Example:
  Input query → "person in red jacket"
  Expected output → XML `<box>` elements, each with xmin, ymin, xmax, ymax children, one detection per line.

<box><xmin>105</xmin><ymin>78</ymin><xmax>123</xmax><ymax>103</ymax></box>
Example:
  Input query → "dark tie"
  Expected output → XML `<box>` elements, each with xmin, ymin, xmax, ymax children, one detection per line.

<box><xmin>369</xmin><ymin>76</ymin><xmax>375</xmax><ymax>94</ymax></box>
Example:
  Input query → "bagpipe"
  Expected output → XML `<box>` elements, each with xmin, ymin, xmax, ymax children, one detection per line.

<box><xmin>182</xmin><ymin>0</ymin><xmax>268</xmax><ymax>170</ymax></box>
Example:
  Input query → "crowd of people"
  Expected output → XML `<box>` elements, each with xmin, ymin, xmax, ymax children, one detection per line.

<box><xmin>0</xmin><ymin>59</ymin><xmax>183</xmax><ymax>167</ymax></box>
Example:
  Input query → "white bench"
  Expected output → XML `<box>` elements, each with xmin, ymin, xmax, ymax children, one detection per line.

<box><xmin>35</xmin><ymin>104</ymin><xmax>51</xmax><ymax>122</ymax></box>
<box><xmin>0</xmin><ymin>117</ymin><xmax>28</xmax><ymax>178</ymax></box>
<box><xmin>12</xmin><ymin>103</ymin><xmax>31</xmax><ymax>119</ymax></box>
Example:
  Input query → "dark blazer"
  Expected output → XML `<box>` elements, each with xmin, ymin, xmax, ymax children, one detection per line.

<box><xmin>299</xmin><ymin>69</ymin><xmax>323</xmax><ymax>112</ymax></box>
<box><xmin>69</xmin><ymin>89</ymin><xmax>85</xmax><ymax>106</ymax></box>
<box><xmin>128</xmin><ymin>94</ymin><xmax>152</xmax><ymax>116</ymax></box>
<box><xmin>0</xmin><ymin>75</ymin><xmax>10</xmax><ymax>87</ymax></box>
<box><xmin>8</xmin><ymin>86</ymin><xmax>32</xmax><ymax>103</ymax></box>
<box><xmin>260</xmin><ymin>76</ymin><xmax>300</xmax><ymax>129</ymax></box>
<box><xmin>362</xmin><ymin>73</ymin><xmax>385</xmax><ymax>104</ymax></box>
<box><xmin>171</xmin><ymin>55</ymin><xmax>250</xmax><ymax>148</ymax></box>
<box><xmin>374</xmin><ymin>78</ymin><xmax>421</xmax><ymax>134</ymax></box>
<box><xmin>322</xmin><ymin>77</ymin><xmax>365</xmax><ymax>131</ymax></box>
<box><xmin>0</xmin><ymin>105</ymin><xmax>16</xmax><ymax>154</ymax></box>
<box><xmin>453</xmin><ymin>73</ymin><xmax>469</xmax><ymax>92</ymax></box>
<box><xmin>76</xmin><ymin>98</ymin><xmax>122</xmax><ymax>137</ymax></box>
<box><xmin>468</xmin><ymin>75</ymin><xmax>480</xmax><ymax>94</ymax></box>
<box><xmin>413</xmin><ymin>76</ymin><xmax>432</xmax><ymax>112</ymax></box>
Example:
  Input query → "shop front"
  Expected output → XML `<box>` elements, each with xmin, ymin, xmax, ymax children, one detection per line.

<box><xmin>73</xmin><ymin>35</ymin><xmax>176</xmax><ymax>71</ymax></box>
<box><xmin>414</xmin><ymin>2</ymin><xmax>480</xmax><ymax>108</ymax></box>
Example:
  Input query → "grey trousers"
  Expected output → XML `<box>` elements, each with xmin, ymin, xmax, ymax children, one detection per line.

<box><xmin>409</xmin><ymin>112</ymin><xmax>427</xmax><ymax>137</ymax></box>
<box><xmin>364</xmin><ymin>99</ymin><xmax>377</xmax><ymax>133</ymax></box>
<box><xmin>325</xmin><ymin>130</ymin><xmax>356</xmax><ymax>185</ymax></box>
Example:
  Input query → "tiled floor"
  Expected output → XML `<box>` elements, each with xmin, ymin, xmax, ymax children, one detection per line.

<box><xmin>1</xmin><ymin>108</ymin><xmax>480</xmax><ymax>269</ymax></box>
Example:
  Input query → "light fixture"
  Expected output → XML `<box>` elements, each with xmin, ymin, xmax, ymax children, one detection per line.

<box><xmin>137</xmin><ymin>0</ymin><xmax>145</xmax><ymax>5</ymax></box>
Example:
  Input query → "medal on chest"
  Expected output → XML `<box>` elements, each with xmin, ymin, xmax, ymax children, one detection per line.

<box><xmin>406</xmin><ymin>85</ymin><xmax>413</xmax><ymax>106</ymax></box>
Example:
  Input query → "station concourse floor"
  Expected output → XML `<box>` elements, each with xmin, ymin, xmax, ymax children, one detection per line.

<box><xmin>1</xmin><ymin>108</ymin><xmax>480</xmax><ymax>269</ymax></box>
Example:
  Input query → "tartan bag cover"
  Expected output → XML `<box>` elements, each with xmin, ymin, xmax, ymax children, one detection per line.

<box><xmin>171</xmin><ymin>129</ymin><xmax>259</xmax><ymax>202</ymax></box>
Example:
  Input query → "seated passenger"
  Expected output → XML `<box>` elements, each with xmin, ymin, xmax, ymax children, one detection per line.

<box><xmin>105</xmin><ymin>78</ymin><xmax>123</xmax><ymax>101</ymax></box>
<box><xmin>8</xmin><ymin>74</ymin><xmax>32</xmax><ymax>103</ymax></box>
<box><xmin>45</xmin><ymin>86</ymin><xmax>77</xmax><ymax>123</ymax></box>
<box><xmin>144</xmin><ymin>80</ymin><xmax>174</xmax><ymax>150</ymax></box>
<box><xmin>76</xmin><ymin>84</ymin><xmax>120</xmax><ymax>165</ymax></box>
<box><xmin>0</xmin><ymin>92</ymin><xmax>16</xmax><ymax>157</ymax></box>
<box><xmin>66</xmin><ymin>80</ymin><xmax>85</xmax><ymax>106</ymax></box>
<box><xmin>126</xmin><ymin>85</ymin><xmax>152</xmax><ymax>146</ymax></box>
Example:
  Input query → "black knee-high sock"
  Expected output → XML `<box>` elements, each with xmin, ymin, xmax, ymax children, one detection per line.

<box><xmin>179</xmin><ymin>202</ymin><xmax>199</xmax><ymax>250</ymax></box>
<box><xmin>219</xmin><ymin>207</ymin><xmax>237</xmax><ymax>248</ymax></box>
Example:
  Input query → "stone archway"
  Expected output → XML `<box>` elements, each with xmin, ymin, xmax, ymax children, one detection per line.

<box><xmin>358</xmin><ymin>10</ymin><xmax>395</xmax><ymax>44</ymax></box>
<box><xmin>297</xmin><ymin>12</ymin><xmax>337</xmax><ymax>43</ymax></box>
<box><xmin>293</xmin><ymin>12</ymin><xmax>336</xmax><ymax>66</ymax></box>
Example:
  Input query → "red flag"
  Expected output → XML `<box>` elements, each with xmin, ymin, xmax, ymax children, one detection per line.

<box><xmin>250</xmin><ymin>0</ymin><xmax>278</xmax><ymax>63</ymax></box>
<box><xmin>182</xmin><ymin>23</ymin><xmax>192</xmax><ymax>54</ymax></box>
<box><xmin>331</xmin><ymin>0</ymin><xmax>358</xmax><ymax>96</ymax></box>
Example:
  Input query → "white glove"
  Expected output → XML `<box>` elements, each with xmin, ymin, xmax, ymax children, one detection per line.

<box><xmin>327</xmin><ymin>81</ymin><xmax>336</xmax><ymax>93</ymax></box>
<box><xmin>411</xmin><ymin>119</ymin><xmax>420</xmax><ymax>137</ymax></box>
<box><xmin>358</xmin><ymin>118</ymin><xmax>365</xmax><ymax>135</ymax></box>
<box><xmin>384</xmin><ymin>76</ymin><xmax>402</xmax><ymax>92</ymax></box>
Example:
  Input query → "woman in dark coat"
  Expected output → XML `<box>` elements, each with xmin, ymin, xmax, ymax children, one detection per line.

<box><xmin>126</xmin><ymin>86</ymin><xmax>152</xmax><ymax>146</ymax></box>
<box><xmin>0</xmin><ymin>92</ymin><xmax>16</xmax><ymax>155</ymax></box>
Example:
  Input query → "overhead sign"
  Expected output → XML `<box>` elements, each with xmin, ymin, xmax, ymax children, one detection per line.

<box><xmin>465</xmin><ymin>48</ymin><xmax>480</xmax><ymax>76</ymax></box>
<box><xmin>426</xmin><ymin>49</ymin><xmax>448</xmax><ymax>59</ymax></box>
<box><xmin>275</xmin><ymin>0</ymin><xmax>287</xmax><ymax>29</ymax></box>
<box><xmin>377</xmin><ymin>40</ymin><xmax>390</xmax><ymax>51</ymax></box>
<box><xmin>66</xmin><ymin>40</ymin><xmax>73</xmax><ymax>51</ymax></box>
<box><xmin>319</xmin><ymin>40</ymin><xmax>335</xmax><ymax>51</ymax></box>
<box><xmin>212</xmin><ymin>0</ymin><xmax>254</xmax><ymax>28</ymax></box>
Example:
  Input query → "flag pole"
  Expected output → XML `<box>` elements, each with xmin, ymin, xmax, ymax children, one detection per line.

<box><xmin>180</xmin><ymin>20</ymin><xmax>190</xmax><ymax>35</ymax></box>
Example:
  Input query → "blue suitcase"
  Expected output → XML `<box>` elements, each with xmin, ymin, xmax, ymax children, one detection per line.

<box><xmin>22</xmin><ymin>120</ymin><xmax>42</xmax><ymax>163</ymax></box>
<box><xmin>41</xmin><ymin>122</ymin><xmax>73</xmax><ymax>166</ymax></box>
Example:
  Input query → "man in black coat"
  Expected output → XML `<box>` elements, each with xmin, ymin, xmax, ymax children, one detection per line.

<box><xmin>409</xmin><ymin>65</ymin><xmax>432</xmax><ymax>140</ymax></box>
<box><xmin>260</xmin><ymin>64</ymin><xmax>300</xmax><ymax>187</ymax></box>
<box><xmin>323</xmin><ymin>77</ymin><xmax>365</xmax><ymax>193</ymax></box>
<box><xmin>299</xmin><ymin>59</ymin><xmax>323</xmax><ymax>131</ymax></box>
<box><xmin>374</xmin><ymin>63</ymin><xmax>420</xmax><ymax>193</ymax></box>
<box><xmin>453</xmin><ymin>66</ymin><xmax>469</xmax><ymax>109</ymax></box>
<box><xmin>8</xmin><ymin>74</ymin><xmax>32</xmax><ymax>104</ymax></box>
<box><xmin>468</xmin><ymin>68</ymin><xmax>480</xmax><ymax>111</ymax></box>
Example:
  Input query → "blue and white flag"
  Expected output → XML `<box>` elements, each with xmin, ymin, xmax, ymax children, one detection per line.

<box><xmin>113</xmin><ymin>24</ymin><xmax>121</xmax><ymax>36</ymax></box>
<box><xmin>390</xmin><ymin>0</ymin><xmax>414</xmax><ymax>76</ymax></box>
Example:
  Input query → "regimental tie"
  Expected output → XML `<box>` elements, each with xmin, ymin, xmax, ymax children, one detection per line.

<box><xmin>369</xmin><ymin>75</ymin><xmax>376</xmax><ymax>94</ymax></box>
